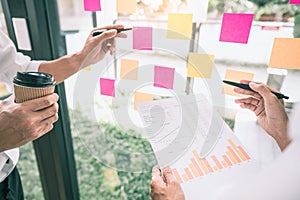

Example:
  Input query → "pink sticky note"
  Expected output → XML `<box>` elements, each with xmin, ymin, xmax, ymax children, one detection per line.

<box><xmin>219</xmin><ymin>13</ymin><xmax>254</xmax><ymax>44</ymax></box>
<box><xmin>154</xmin><ymin>66</ymin><xmax>175</xmax><ymax>89</ymax></box>
<box><xmin>84</xmin><ymin>0</ymin><xmax>101</xmax><ymax>11</ymax></box>
<box><xmin>100</xmin><ymin>78</ymin><xmax>115</xmax><ymax>97</ymax></box>
<box><xmin>133</xmin><ymin>27</ymin><xmax>152</xmax><ymax>50</ymax></box>
<box><xmin>290</xmin><ymin>0</ymin><xmax>300</xmax><ymax>4</ymax></box>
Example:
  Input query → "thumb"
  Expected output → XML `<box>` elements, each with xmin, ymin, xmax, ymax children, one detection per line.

<box><xmin>162</xmin><ymin>167</ymin><xmax>175</xmax><ymax>185</ymax></box>
<box><xmin>97</xmin><ymin>29</ymin><xmax>117</xmax><ymax>41</ymax></box>
<box><xmin>249</xmin><ymin>82</ymin><xmax>275</xmax><ymax>100</ymax></box>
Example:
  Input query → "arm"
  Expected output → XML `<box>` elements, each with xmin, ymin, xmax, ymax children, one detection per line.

<box><xmin>38</xmin><ymin>25</ymin><xmax>126</xmax><ymax>84</ymax></box>
<box><xmin>234</xmin><ymin>81</ymin><xmax>290</xmax><ymax>151</ymax></box>
<box><xmin>0</xmin><ymin>93</ymin><xmax>59</xmax><ymax>152</ymax></box>
<box><xmin>150</xmin><ymin>166</ymin><xmax>185</xmax><ymax>200</ymax></box>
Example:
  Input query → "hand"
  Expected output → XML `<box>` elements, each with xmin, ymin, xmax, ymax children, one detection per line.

<box><xmin>234</xmin><ymin>81</ymin><xmax>289</xmax><ymax>151</ymax></box>
<box><xmin>0</xmin><ymin>93</ymin><xmax>59</xmax><ymax>152</ymax></box>
<box><xmin>150</xmin><ymin>166</ymin><xmax>185</xmax><ymax>200</ymax></box>
<box><xmin>78</xmin><ymin>24</ymin><xmax>127</xmax><ymax>69</ymax></box>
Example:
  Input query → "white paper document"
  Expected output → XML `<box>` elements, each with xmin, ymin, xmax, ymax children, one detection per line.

<box><xmin>137</xmin><ymin>94</ymin><xmax>258</xmax><ymax>200</ymax></box>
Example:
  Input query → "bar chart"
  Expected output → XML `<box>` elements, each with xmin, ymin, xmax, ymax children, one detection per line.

<box><xmin>172</xmin><ymin>138</ymin><xmax>251</xmax><ymax>183</ymax></box>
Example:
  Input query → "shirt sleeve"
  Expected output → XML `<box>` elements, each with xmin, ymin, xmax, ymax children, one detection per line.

<box><xmin>0</xmin><ymin>149</ymin><xmax>19</xmax><ymax>183</ymax></box>
<box><xmin>0</xmin><ymin>30</ymin><xmax>44</xmax><ymax>88</ymax></box>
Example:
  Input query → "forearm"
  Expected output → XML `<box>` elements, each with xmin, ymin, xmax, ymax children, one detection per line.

<box><xmin>38</xmin><ymin>52</ymin><xmax>84</xmax><ymax>84</ymax></box>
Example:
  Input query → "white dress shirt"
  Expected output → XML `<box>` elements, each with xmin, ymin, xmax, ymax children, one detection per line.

<box><xmin>0</xmin><ymin>30</ymin><xmax>43</xmax><ymax>182</ymax></box>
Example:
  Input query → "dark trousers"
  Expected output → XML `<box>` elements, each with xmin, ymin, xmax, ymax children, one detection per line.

<box><xmin>0</xmin><ymin>168</ymin><xmax>24</xmax><ymax>200</ymax></box>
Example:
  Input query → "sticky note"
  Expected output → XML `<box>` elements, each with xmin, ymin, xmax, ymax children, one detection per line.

<box><xmin>84</xmin><ymin>0</ymin><xmax>101</xmax><ymax>11</ymax></box>
<box><xmin>154</xmin><ymin>66</ymin><xmax>175</xmax><ymax>89</ymax></box>
<box><xmin>187</xmin><ymin>53</ymin><xmax>214</xmax><ymax>78</ymax></box>
<box><xmin>167</xmin><ymin>13</ymin><xmax>193</xmax><ymax>40</ymax></box>
<box><xmin>134</xmin><ymin>92</ymin><xmax>154</xmax><ymax>110</ymax></box>
<box><xmin>223</xmin><ymin>69</ymin><xmax>254</xmax><ymax>96</ymax></box>
<box><xmin>133</xmin><ymin>27</ymin><xmax>152</xmax><ymax>50</ymax></box>
<box><xmin>219</xmin><ymin>13</ymin><xmax>254</xmax><ymax>44</ymax></box>
<box><xmin>290</xmin><ymin>0</ymin><xmax>300</xmax><ymax>4</ymax></box>
<box><xmin>116</xmin><ymin>0</ymin><xmax>136</xmax><ymax>14</ymax></box>
<box><xmin>269</xmin><ymin>38</ymin><xmax>300</xmax><ymax>70</ymax></box>
<box><xmin>84</xmin><ymin>66</ymin><xmax>92</xmax><ymax>71</ymax></box>
<box><xmin>100</xmin><ymin>78</ymin><xmax>115</xmax><ymax>97</ymax></box>
<box><xmin>120</xmin><ymin>59</ymin><xmax>139</xmax><ymax>80</ymax></box>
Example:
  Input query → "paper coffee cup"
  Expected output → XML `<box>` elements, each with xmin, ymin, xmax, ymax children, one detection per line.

<box><xmin>13</xmin><ymin>72</ymin><xmax>56</xmax><ymax>103</ymax></box>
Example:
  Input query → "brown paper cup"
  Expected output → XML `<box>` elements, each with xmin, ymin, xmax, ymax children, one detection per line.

<box><xmin>14</xmin><ymin>84</ymin><xmax>55</xmax><ymax>103</ymax></box>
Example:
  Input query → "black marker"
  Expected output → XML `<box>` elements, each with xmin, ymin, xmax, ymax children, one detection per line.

<box><xmin>223</xmin><ymin>80</ymin><xmax>289</xmax><ymax>100</ymax></box>
<box><xmin>92</xmin><ymin>28</ymin><xmax>132</xmax><ymax>37</ymax></box>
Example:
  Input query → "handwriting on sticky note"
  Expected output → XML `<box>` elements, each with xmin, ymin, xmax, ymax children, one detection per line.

<box><xmin>223</xmin><ymin>69</ymin><xmax>254</xmax><ymax>96</ymax></box>
<box><xmin>116</xmin><ymin>0</ymin><xmax>136</xmax><ymax>13</ymax></box>
<box><xmin>154</xmin><ymin>66</ymin><xmax>175</xmax><ymax>89</ymax></box>
<box><xmin>84</xmin><ymin>0</ymin><xmax>101</xmax><ymax>11</ymax></box>
<box><xmin>290</xmin><ymin>0</ymin><xmax>300</xmax><ymax>4</ymax></box>
<box><xmin>134</xmin><ymin>92</ymin><xmax>154</xmax><ymax>110</ymax></box>
<box><xmin>133</xmin><ymin>27</ymin><xmax>152</xmax><ymax>50</ymax></box>
<box><xmin>219</xmin><ymin>13</ymin><xmax>254</xmax><ymax>44</ymax></box>
<box><xmin>120</xmin><ymin>59</ymin><xmax>139</xmax><ymax>80</ymax></box>
<box><xmin>167</xmin><ymin>13</ymin><xmax>193</xmax><ymax>40</ymax></box>
<box><xmin>100</xmin><ymin>78</ymin><xmax>115</xmax><ymax>97</ymax></box>
<box><xmin>187</xmin><ymin>53</ymin><xmax>214</xmax><ymax>78</ymax></box>
<box><xmin>269</xmin><ymin>38</ymin><xmax>300</xmax><ymax>70</ymax></box>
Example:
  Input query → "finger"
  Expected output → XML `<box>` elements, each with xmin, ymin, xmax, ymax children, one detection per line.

<box><xmin>36</xmin><ymin>103</ymin><xmax>59</xmax><ymax>122</ymax></box>
<box><xmin>162</xmin><ymin>166</ymin><xmax>175</xmax><ymax>185</ymax></box>
<box><xmin>152</xmin><ymin>166</ymin><xmax>161</xmax><ymax>178</ymax></box>
<box><xmin>240</xmin><ymin>103</ymin><xmax>257</xmax><ymax>112</ymax></box>
<box><xmin>22</xmin><ymin>93</ymin><xmax>59</xmax><ymax>111</ymax></box>
<box><xmin>116</xmin><ymin>32</ymin><xmax>128</xmax><ymax>38</ymax></box>
<box><xmin>235</xmin><ymin>97</ymin><xmax>260</xmax><ymax>106</ymax></box>
<box><xmin>233</xmin><ymin>87</ymin><xmax>262</xmax><ymax>99</ymax></box>
<box><xmin>249</xmin><ymin>82</ymin><xmax>278</xmax><ymax>102</ymax></box>
<box><xmin>240</xmin><ymin>80</ymin><xmax>251</xmax><ymax>85</ymax></box>
<box><xmin>97</xmin><ymin>29</ymin><xmax>117</xmax><ymax>41</ymax></box>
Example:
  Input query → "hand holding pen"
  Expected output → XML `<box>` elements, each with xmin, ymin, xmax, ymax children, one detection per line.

<box><xmin>232</xmin><ymin>80</ymin><xmax>290</xmax><ymax>151</ymax></box>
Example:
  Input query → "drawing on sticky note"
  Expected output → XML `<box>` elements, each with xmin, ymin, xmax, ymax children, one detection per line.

<box><xmin>154</xmin><ymin>66</ymin><xmax>175</xmax><ymax>89</ymax></box>
<box><xmin>223</xmin><ymin>69</ymin><xmax>254</xmax><ymax>96</ymax></box>
<box><xmin>100</xmin><ymin>78</ymin><xmax>115</xmax><ymax>97</ymax></box>
<box><xmin>133</xmin><ymin>27</ymin><xmax>152</xmax><ymax>50</ymax></box>
<box><xmin>84</xmin><ymin>0</ymin><xmax>101</xmax><ymax>11</ymax></box>
<box><xmin>134</xmin><ymin>92</ymin><xmax>153</xmax><ymax>110</ymax></box>
<box><xmin>269</xmin><ymin>38</ymin><xmax>300</xmax><ymax>70</ymax></box>
<box><xmin>187</xmin><ymin>53</ymin><xmax>214</xmax><ymax>78</ymax></box>
<box><xmin>219</xmin><ymin>13</ymin><xmax>254</xmax><ymax>44</ymax></box>
<box><xmin>167</xmin><ymin>13</ymin><xmax>193</xmax><ymax>40</ymax></box>
<box><xmin>120</xmin><ymin>59</ymin><xmax>139</xmax><ymax>80</ymax></box>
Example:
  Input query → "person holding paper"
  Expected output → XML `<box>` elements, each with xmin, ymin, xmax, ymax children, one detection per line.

<box><xmin>150</xmin><ymin>82</ymin><xmax>300</xmax><ymax>200</ymax></box>
<box><xmin>0</xmin><ymin>24</ymin><xmax>126</xmax><ymax>199</ymax></box>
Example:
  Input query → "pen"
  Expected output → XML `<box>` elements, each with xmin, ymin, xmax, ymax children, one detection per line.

<box><xmin>223</xmin><ymin>80</ymin><xmax>289</xmax><ymax>100</ymax></box>
<box><xmin>92</xmin><ymin>28</ymin><xmax>132</xmax><ymax>37</ymax></box>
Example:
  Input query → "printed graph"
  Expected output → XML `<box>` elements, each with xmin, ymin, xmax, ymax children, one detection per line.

<box><xmin>172</xmin><ymin>139</ymin><xmax>250</xmax><ymax>183</ymax></box>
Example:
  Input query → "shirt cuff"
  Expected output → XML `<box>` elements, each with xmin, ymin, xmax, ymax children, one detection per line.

<box><xmin>0</xmin><ymin>148</ymin><xmax>19</xmax><ymax>183</ymax></box>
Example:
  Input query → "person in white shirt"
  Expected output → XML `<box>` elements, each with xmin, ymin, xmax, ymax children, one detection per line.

<box><xmin>0</xmin><ymin>24</ymin><xmax>126</xmax><ymax>199</ymax></box>
<box><xmin>150</xmin><ymin>81</ymin><xmax>300</xmax><ymax>200</ymax></box>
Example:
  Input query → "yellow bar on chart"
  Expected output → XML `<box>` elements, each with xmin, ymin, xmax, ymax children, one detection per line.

<box><xmin>226</xmin><ymin>151</ymin><xmax>238</xmax><ymax>165</ymax></box>
<box><xmin>211</xmin><ymin>155</ymin><xmax>223</xmax><ymax>170</ymax></box>
<box><xmin>202</xmin><ymin>158</ymin><xmax>214</xmax><ymax>173</ymax></box>
<box><xmin>228</xmin><ymin>139</ymin><xmax>247</xmax><ymax>161</ymax></box>
<box><xmin>182</xmin><ymin>174</ymin><xmax>189</xmax><ymax>182</ymax></box>
<box><xmin>222</xmin><ymin>155</ymin><xmax>233</xmax><ymax>166</ymax></box>
<box><xmin>222</xmin><ymin>160</ymin><xmax>229</xmax><ymax>168</ymax></box>
<box><xmin>238</xmin><ymin>146</ymin><xmax>251</xmax><ymax>160</ymax></box>
<box><xmin>213</xmin><ymin>166</ymin><xmax>219</xmax><ymax>171</ymax></box>
<box><xmin>193</xmin><ymin>150</ymin><xmax>209</xmax><ymax>174</ymax></box>
<box><xmin>189</xmin><ymin>164</ymin><xmax>199</xmax><ymax>177</ymax></box>
<box><xmin>227</xmin><ymin>146</ymin><xmax>241</xmax><ymax>163</ymax></box>
<box><xmin>191</xmin><ymin>158</ymin><xmax>204</xmax><ymax>176</ymax></box>
<box><xmin>184</xmin><ymin>168</ymin><xmax>193</xmax><ymax>180</ymax></box>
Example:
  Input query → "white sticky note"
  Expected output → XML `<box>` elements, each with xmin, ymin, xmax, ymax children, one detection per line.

<box><xmin>12</xmin><ymin>18</ymin><xmax>32</xmax><ymax>51</ymax></box>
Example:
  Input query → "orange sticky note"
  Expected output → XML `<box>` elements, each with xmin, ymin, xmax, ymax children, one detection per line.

<box><xmin>134</xmin><ymin>92</ymin><xmax>154</xmax><ymax>110</ymax></box>
<box><xmin>269</xmin><ymin>38</ymin><xmax>300</xmax><ymax>70</ymax></box>
<box><xmin>223</xmin><ymin>69</ymin><xmax>254</xmax><ymax>96</ymax></box>
<box><xmin>167</xmin><ymin>13</ymin><xmax>193</xmax><ymax>40</ymax></box>
<box><xmin>120</xmin><ymin>59</ymin><xmax>139</xmax><ymax>80</ymax></box>
<box><xmin>116</xmin><ymin>0</ymin><xmax>136</xmax><ymax>14</ymax></box>
<box><xmin>187</xmin><ymin>53</ymin><xmax>214</xmax><ymax>78</ymax></box>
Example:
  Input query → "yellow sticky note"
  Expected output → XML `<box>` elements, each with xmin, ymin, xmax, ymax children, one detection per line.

<box><xmin>116</xmin><ymin>0</ymin><xmax>136</xmax><ymax>14</ymax></box>
<box><xmin>120</xmin><ymin>59</ymin><xmax>139</xmax><ymax>80</ymax></box>
<box><xmin>84</xmin><ymin>65</ymin><xmax>92</xmax><ymax>71</ymax></box>
<box><xmin>223</xmin><ymin>69</ymin><xmax>254</xmax><ymax>96</ymax></box>
<box><xmin>187</xmin><ymin>53</ymin><xmax>214</xmax><ymax>78</ymax></box>
<box><xmin>269</xmin><ymin>38</ymin><xmax>300</xmax><ymax>70</ymax></box>
<box><xmin>167</xmin><ymin>13</ymin><xmax>193</xmax><ymax>40</ymax></box>
<box><xmin>134</xmin><ymin>92</ymin><xmax>153</xmax><ymax>110</ymax></box>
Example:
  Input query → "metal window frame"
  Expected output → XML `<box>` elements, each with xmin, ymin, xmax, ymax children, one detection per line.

<box><xmin>1</xmin><ymin>0</ymin><xmax>79</xmax><ymax>199</ymax></box>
